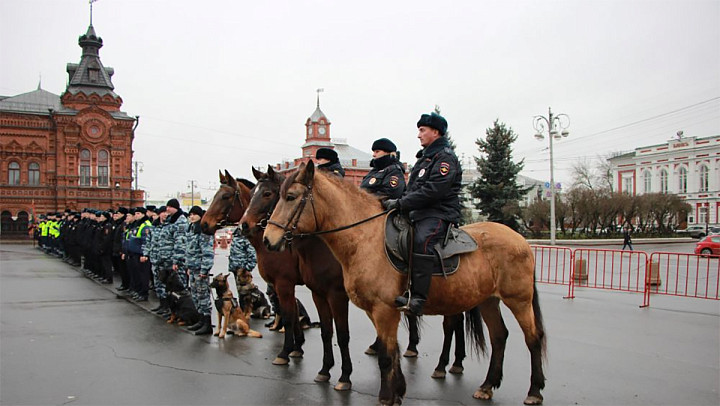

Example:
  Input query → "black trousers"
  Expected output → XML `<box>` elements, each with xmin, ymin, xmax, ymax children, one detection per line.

<box><xmin>128</xmin><ymin>254</ymin><xmax>151</xmax><ymax>297</ymax></box>
<box><xmin>113</xmin><ymin>255</ymin><xmax>128</xmax><ymax>288</ymax></box>
<box><xmin>413</xmin><ymin>217</ymin><xmax>450</xmax><ymax>256</ymax></box>
<box><xmin>100</xmin><ymin>254</ymin><xmax>113</xmax><ymax>282</ymax></box>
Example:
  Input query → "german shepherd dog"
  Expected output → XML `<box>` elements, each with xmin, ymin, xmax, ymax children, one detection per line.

<box><xmin>236</xmin><ymin>269</ymin><xmax>271</xmax><ymax>319</ymax></box>
<box><xmin>158</xmin><ymin>268</ymin><xmax>201</xmax><ymax>327</ymax></box>
<box><xmin>210</xmin><ymin>273</ymin><xmax>262</xmax><ymax>339</ymax></box>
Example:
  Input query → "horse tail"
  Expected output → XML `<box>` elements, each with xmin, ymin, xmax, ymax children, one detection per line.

<box><xmin>465</xmin><ymin>305</ymin><xmax>487</xmax><ymax>358</ymax></box>
<box><xmin>532</xmin><ymin>281</ymin><xmax>547</xmax><ymax>361</ymax></box>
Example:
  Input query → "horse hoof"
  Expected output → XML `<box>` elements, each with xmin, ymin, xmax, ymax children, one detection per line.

<box><xmin>314</xmin><ymin>373</ymin><xmax>330</xmax><ymax>382</ymax></box>
<box><xmin>473</xmin><ymin>387</ymin><xmax>493</xmax><ymax>400</ymax></box>
<box><xmin>431</xmin><ymin>370</ymin><xmax>446</xmax><ymax>379</ymax></box>
<box><xmin>289</xmin><ymin>350</ymin><xmax>304</xmax><ymax>358</ymax></box>
<box><xmin>402</xmin><ymin>349</ymin><xmax>418</xmax><ymax>358</ymax></box>
<box><xmin>334</xmin><ymin>381</ymin><xmax>352</xmax><ymax>391</ymax></box>
<box><xmin>364</xmin><ymin>347</ymin><xmax>377</xmax><ymax>356</ymax></box>
<box><xmin>524</xmin><ymin>395</ymin><xmax>543</xmax><ymax>405</ymax></box>
<box><xmin>448</xmin><ymin>365</ymin><xmax>464</xmax><ymax>374</ymax></box>
<box><xmin>272</xmin><ymin>357</ymin><xmax>289</xmax><ymax>365</ymax></box>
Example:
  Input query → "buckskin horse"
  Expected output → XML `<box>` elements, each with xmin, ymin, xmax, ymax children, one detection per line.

<box><xmin>238</xmin><ymin>165</ymin><xmax>353</xmax><ymax>389</ymax></box>
<box><xmin>249</xmin><ymin>165</ymin><xmax>483</xmax><ymax>380</ymax></box>
<box><xmin>200</xmin><ymin>171</ymin><xmax>308</xmax><ymax>375</ymax></box>
<box><xmin>263</xmin><ymin>161</ymin><xmax>547</xmax><ymax>405</ymax></box>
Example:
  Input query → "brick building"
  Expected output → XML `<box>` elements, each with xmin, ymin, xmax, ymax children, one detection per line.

<box><xmin>0</xmin><ymin>23</ymin><xmax>143</xmax><ymax>236</ymax></box>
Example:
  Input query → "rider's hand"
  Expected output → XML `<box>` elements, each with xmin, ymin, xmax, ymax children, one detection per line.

<box><xmin>382</xmin><ymin>199</ymin><xmax>401</xmax><ymax>211</ymax></box>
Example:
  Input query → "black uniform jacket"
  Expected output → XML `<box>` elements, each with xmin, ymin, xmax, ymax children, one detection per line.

<box><xmin>400</xmin><ymin>137</ymin><xmax>462</xmax><ymax>223</ymax></box>
<box><xmin>318</xmin><ymin>161</ymin><xmax>345</xmax><ymax>177</ymax></box>
<box><xmin>360</xmin><ymin>155</ymin><xmax>406</xmax><ymax>199</ymax></box>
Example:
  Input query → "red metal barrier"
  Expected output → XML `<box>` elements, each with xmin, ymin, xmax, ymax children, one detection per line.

<box><xmin>531</xmin><ymin>245</ymin><xmax>573</xmax><ymax>286</ymax></box>
<box><xmin>643</xmin><ymin>252</ymin><xmax>720</xmax><ymax>307</ymax></box>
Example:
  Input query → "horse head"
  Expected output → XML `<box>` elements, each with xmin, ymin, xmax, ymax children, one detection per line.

<box><xmin>263</xmin><ymin>161</ymin><xmax>317</xmax><ymax>251</ymax></box>
<box><xmin>239</xmin><ymin>165</ymin><xmax>285</xmax><ymax>238</ymax></box>
<box><xmin>200</xmin><ymin>169</ymin><xmax>254</xmax><ymax>235</ymax></box>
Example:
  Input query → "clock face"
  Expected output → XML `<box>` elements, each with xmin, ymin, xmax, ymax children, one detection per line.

<box><xmin>318</xmin><ymin>127</ymin><xmax>326</xmax><ymax>135</ymax></box>
<box><xmin>308</xmin><ymin>127</ymin><xmax>313</xmax><ymax>135</ymax></box>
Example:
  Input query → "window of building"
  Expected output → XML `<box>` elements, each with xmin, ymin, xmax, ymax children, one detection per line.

<box><xmin>678</xmin><ymin>167</ymin><xmax>687</xmax><ymax>194</ymax></box>
<box><xmin>622</xmin><ymin>176</ymin><xmax>633</xmax><ymax>194</ymax></box>
<box><xmin>8</xmin><ymin>162</ymin><xmax>20</xmax><ymax>185</ymax></box>
<box><xmin>699</xmin><ymin>165</ymin><xmax>709</xmax><ymax>192</ymax></box>
<box><xmin>79</xmin><ymin>149</ymin><xmax>91</xmax><ymax>186</ymax></box>
<box><xmin>643</xmin><ymin>171</ymin><xmax>652</xmax><ymax>194</ymax></box>
<box><xmin>660</xmin><ymin>169</ymin><xmax>668</xmax><ymax>194</ymax></box>
<box><xmin>97</xmin><ymin>149</ymin><xmax>109</xmax><ymax>187</ymax></box>
<box><xmin>28</xmin><ymin>162</ymin><xmax>40</xmax><ymax>186</ymax></box>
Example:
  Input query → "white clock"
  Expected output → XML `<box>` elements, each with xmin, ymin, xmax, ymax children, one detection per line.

<box><xmin>318</xmin><ymin>127</ymin><xmax>326</xmax><ymax>135</ymax></box>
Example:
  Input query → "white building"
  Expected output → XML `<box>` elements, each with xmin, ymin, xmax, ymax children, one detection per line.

<box><xmin>608</xmin><ymin>134</ymin><xmax>720</xmax><ymax>226</ymax></box>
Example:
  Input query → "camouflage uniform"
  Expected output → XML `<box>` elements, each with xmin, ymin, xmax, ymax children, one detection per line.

<box><xmin>185</xmin><ymin>222</ymin><xmax>215</xmax><ymax>317</ymax></box>
<box><xmin>166</xmin><ymin>212</ymin><xmax>189</xmax><ymax>287</ymax></box>
<box><xmin>228</xmin><ymin>228</ymin><xmax>257</xmax><ymax>280</ymax></box>
<box><xmin>144</xmin><ymin>220</ymin><xmax>167</xmax><ymax>300</ymax></box>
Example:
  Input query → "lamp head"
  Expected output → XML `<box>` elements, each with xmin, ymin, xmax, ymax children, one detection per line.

<box><xmin>534</xmin><ymin>132</ymin><xmax>545</xmax><ymax>141</ymax></box>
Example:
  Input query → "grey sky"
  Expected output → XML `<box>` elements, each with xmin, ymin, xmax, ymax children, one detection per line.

<box><xmin>2</xmin><ymin>0</ymin><xmax>719</xmax><ymax>201</ymax></box>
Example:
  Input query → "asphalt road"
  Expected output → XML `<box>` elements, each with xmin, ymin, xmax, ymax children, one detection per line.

<box><xmin>1</xmin><ymin>242</ymin><xmax>718</xmax><ymax>406</ymax></box>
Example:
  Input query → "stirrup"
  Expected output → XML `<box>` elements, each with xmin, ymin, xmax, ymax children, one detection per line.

<box><xmin>395</xmin><ymin>291</ymin><xmax>411</xmax><ymax>311</ymax></box>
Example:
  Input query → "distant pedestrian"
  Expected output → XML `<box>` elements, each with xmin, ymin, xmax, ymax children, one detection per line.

<box><xmin>622</xmin><ymin>226</ymin><xmax>633</xmax><ymax>251</ymax></box>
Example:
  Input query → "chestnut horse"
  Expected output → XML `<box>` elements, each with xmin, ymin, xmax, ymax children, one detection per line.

<box><xmin>264</xmin><ymin>161</ymin><xmax>546</xmax><ymax>405</ymax></box>
<box><xmin>238</xmin><ymin>166</ymin><xmax>352</xmax><ymax>389</ymax></box>
<box><xmin>201</xmin><ymin>171</ymin><xmax>308</xmax><ymax>374</ymax></box>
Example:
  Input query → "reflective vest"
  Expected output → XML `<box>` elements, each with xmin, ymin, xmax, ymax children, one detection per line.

<box><xmin>135</xmin><ymin>220</ymin><xmax>152</xmax><ymax>237</ymax></box>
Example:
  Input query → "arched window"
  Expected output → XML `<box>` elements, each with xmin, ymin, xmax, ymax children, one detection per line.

<box><xmin>28</xmin><ymin>162</ymin><xmax>40</xmax><ymax>186</ymax></box>
<box><xmin>660</xmin><ymin>169</ymin><xmax>668</xmax><ymax>194</ymax></box>
<box><xmin>678</xmin><ymin>167</ymin><xmax>687</xmax><ymax>194</ymax></box>
<box><xmin>79</xmin><ymin>149</ymin><xmax>91</xmax><ymax>186</ymax></box>
<box><xmin>699</xmin><ymin>165</ymin><xmax>709</xmax><ymax>192</ymax></box>
<box><xmin>97</xmin><ymin>149</ymin><xmax>109</xmax><ymax>187</ymax></box>
<box><xmin>644</xmin><ymin>171</ymin><xmax>652</xmax><ymax>194</ymax></box>
<box><xmin>8</xmin><ymin>162</ymin><xmax>20</xmax><ymax>185</ymax></box>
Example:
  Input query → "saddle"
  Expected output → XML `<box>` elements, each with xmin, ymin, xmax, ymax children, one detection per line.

<box><xmin>384</xmin><ymin>210</ymin><xmax>478</xmax><ymax>276</ymax></box>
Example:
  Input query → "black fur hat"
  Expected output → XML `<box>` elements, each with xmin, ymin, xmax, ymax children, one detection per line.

<box><xmin>315</xmin><ymin>148</ymin><xmax>338</xmax><ymax>163</ymax></box>
<box><xmin>145</xmin><ymin>205</ymin><xmax>157</xmax><ymax>213</ymax></box>
<box><xmin>417</xmin><ymin>112</ymin><xmax>448</xmax><ymax>136</ymax></box>
<box><xmin>371</xmin><ymin>138</ymin><xmax>397</xmax><ymax>153</ymax></box>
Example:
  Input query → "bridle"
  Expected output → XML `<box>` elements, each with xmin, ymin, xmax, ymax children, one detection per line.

<box><xmin>217</xmin><ymin>184</ymin><xmax>244</xmax><ymax>228</ymax></box>
<box><xmin>266</xmin><ymin>179</ymin><xmax>390</xmax><ymax>242</ymax></box>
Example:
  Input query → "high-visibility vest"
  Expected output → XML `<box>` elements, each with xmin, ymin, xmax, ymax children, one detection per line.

<box><xmin>135</xmin><ymin>220</ymin><xmax>152</xmax><ymax>237</ymax></box>
<box><xmin>40</xmin><ymin>221</ymin><xmax>49</xmax><ymax>237</ymax></box>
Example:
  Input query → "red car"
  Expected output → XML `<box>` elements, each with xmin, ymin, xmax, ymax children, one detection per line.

<box><xmin>694</xmin><ymin>235</ymin><xmax>720</xmax><ymax>256</ymax></box>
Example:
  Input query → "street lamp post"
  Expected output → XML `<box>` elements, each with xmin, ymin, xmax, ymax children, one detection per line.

<box><xmin>132</xmin><ymin>161</ymin><xmax>143</xmax><ymax>191</ymax></box>
<box><xmin>187</xmin><ymin>180</ymin><xmax>198</xmax><ymax>208</ymax></box>
<box><xmin>533</xmin><ymin>107</ymin><xmax>570</xmax><ymax>245</ymax></box>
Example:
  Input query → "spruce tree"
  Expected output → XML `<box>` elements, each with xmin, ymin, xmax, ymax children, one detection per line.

<box><xmin>470</xmin><ymin>119</ymin><xmax>528</xmax><ymax>231</ymax></box>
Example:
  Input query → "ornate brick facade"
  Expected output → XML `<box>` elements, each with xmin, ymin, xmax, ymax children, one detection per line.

<box><xmin>0</xmin><ymin>24</ymin><xmax>143</xmax><ymax>235</ymax></box>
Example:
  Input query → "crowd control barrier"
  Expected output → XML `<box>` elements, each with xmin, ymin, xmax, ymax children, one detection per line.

<box><xmin>643</xmin><ymin>252</ymin><xmax>720</xmax><ymax>307</ymax></box>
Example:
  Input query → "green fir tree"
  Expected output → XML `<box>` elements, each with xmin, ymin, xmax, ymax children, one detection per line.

<box><xmin>470</xmin><ymin>119</ymin><xmax>529</xmax><ymax>231</ymax></box>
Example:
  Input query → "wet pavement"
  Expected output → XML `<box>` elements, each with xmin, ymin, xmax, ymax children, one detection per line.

<box><xmin>1</xmin><ymin>243</ymin><xmax>718</xmax><ymax>406</ymax></box>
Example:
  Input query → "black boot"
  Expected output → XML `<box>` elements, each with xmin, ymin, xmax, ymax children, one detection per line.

<box><xmin>186</xmin><ymin>317</ymin><xmax>205</xmax><ymax>331</ymax></box>
<box><xmin>395</xmin><ymin>253</ymin><xmax>434</xmax><ymax>316</ymax></box>
<box><xmin>193</xmin><ymin>315</ymin><xmax>212</xmax><ymax>336</ymax></box>
<box><xmin>151</xmin><ymin>298</ymin><xmax>168</xmax><ymax>313</ymax></box>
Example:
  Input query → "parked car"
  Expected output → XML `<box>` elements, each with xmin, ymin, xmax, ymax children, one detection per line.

<box><xmin>694</xmin><ymin>235</ymin><xmax>720</xmax><ymax>256</ymax></box>
<box><xmin>680</xmin><ymin>225</ymin><xmax>720</xmax><ymax>238</ymax></box>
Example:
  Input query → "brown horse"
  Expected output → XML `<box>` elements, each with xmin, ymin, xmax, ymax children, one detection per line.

<box><xmin>201</xmin><ymin>171</ymin><xmax>307</xmax><ymax>370</ymax></box>
<box><xmin>238</xmin><ymin>165</ymin><xmax>353</xmax><ymax>390</ymax></box>
<box><xmin>263</xmin><ymin>161</ymin><xmax>547</xmax><ymax>405</ymax></box>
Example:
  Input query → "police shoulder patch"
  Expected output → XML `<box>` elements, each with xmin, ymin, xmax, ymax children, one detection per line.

<box><xmin>389</xmin><ymin>176</ymin><xmax>399</xmax><ymax>187</ymax></box>
<box><xmin>439</xmin><ymin>162</ymin><xmax>451</xmax><ymax>176</ymax></box>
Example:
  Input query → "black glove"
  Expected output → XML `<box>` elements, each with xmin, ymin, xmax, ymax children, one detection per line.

<box><xmin>382</xmin><ymin>199</ymin><xmax>401</xmax><ymax>211</ymax></box>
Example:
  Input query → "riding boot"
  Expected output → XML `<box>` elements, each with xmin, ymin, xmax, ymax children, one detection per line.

<box><xmin>193</xmin><ymin>315</ymin><xmax>213</xmax><ymax>336</ymax></box>
<box><xmin>395</xmin><ymin>253</ymin><xmax>434</xmax><ymax>316</ymax></box>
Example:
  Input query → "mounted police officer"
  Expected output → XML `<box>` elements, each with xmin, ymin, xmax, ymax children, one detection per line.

<box><xmin>315</xmin><ymin>148</ymin><xmax>345</xmax><ymax>177</ymax></box>
<box><xmin>360</xmin><ymin>138</ymin><xmax>406</xmax><ymax>199</ymax></box>
<box><xmin>383</xmin><ymin>112</ymin><xmax>463</xmax><ymax>316</ymax></box>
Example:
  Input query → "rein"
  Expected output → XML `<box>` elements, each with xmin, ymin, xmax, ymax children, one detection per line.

<box><xmin>266</xmin><ymin>181</ymin><xmax>391</xmax><ymax>241</ymax></box>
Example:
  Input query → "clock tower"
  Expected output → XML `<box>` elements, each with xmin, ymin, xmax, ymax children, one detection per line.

<box><xmin>301</xmin><ymin>89</ymin><xmax>333</xmax><ymax>160</ymax></box>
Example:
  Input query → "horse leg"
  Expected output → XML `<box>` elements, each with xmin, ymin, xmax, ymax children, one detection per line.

<box><xmin>329</xmin><ymin>292</ymin><xmax>352</xmax><ymax>391</ymax></box>
<box><xmin>450</xmin><ymin>312</ymin><xmax>466</xmax><ymax>374</ymax></box>
<box><xmin>503</xmin><ymin>287</ymin><xmax>546</xmax><ymax>405</ymax></box>
<box><xmin>474</xmin><ymin>297</ymin><xmax>508</xmax><ymax>401</ymax></box>
<box><xmin>373</xmin><ymin>306</ymin><xmax>405</xmax><ymax>405</ymax></box>
<box><xmin>290</xmin><ymin>299</ymin><xmax>306</xmax><ymax>358</ymax></box>
<box><xmin>271</xmin><ymin>282</ymin><xmax>299</xmax><ymax>365</ymax></box>
<box><xmin>404</xmin><ymin>314</ymin><xmax>419</xmax><ymax>357</ymax></box>
<box><xmin>431</xmin><ymin>315</ymin><xmax>456</xmax><ymax>379</ymax></box>
<box><xmin>311</xmin><ymin>292</ymin><xmax>334</xmax><ymax>383</ymax></box>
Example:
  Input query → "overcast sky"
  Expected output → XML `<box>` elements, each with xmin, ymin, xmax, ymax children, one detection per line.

<box><xmin>2</xmin><ymin>0</ymin><xmax>719</xmax><ymax>201</ymax></box>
